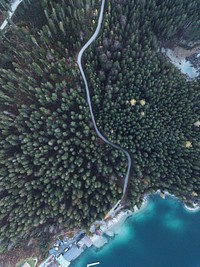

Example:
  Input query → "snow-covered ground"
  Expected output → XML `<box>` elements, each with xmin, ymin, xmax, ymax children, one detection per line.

<box><xmin>162</xmin><ymin>47</ymin><xmax>199</xmax><ymax>79</ymax></box>
<box><xmin>0</xmin><ymin>0</ymin><xmax>23</xmax><ymax>30</ymax></box>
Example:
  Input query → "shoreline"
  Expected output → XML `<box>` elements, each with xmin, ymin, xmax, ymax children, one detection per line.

<box><xmin>157</xmin><ymin>189</ymin><xmax>200</xmax><ymax>212</ymax></box>
<box><xmin>72</xmin><ymin>194</ymin><xmax>200</xmax><ymax>267</ymax></box>
<box><xmin>45</xmin><ymin>191</ymin><xmax>200</xmax><ymax>267</ymax></box>
<box><xmin>90</xmin><ymin>194</ymin><xmax>150</xmax><ymax>248</ymax></box>
<box><xmin>90</xmin><ymin>190</ymin><xmax>200</xmax><ymax>249</ymax></box>
<box><xmin>163</xmin><ymin>190</ymin><xmax>200</xmax><ymax>212</ymax></box>
<box><xmin>184</xmin><ymin>204</ymin><xmax>200</xmax><ymax>212</ymax></box>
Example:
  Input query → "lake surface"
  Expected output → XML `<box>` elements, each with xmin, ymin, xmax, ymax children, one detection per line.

<box><xmin>72</xmin><ymin>195</ymin><xmax>200</xmax><ymax>267</ymax></box>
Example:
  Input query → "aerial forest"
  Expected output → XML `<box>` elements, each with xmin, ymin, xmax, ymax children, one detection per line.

<box><xmin>0</xmin><ymin>0</ymin><xmax>200</xmax><ymax>252</ymax></box>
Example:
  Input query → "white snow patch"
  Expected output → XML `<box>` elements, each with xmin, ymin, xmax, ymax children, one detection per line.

<box><xmin>162</xmin><ymin>48</ymin><xmax>199</xmax><ymax>79</ymax></box>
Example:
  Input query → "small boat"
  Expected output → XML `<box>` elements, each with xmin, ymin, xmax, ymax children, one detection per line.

<box><xmin>87</xmin><ymin>262</ymin><xmax>100</xmax><ymax>267</ymax></box>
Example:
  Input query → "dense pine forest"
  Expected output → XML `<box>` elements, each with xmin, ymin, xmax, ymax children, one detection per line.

<box><xmin>0</xmin><ymin>0</ymin><xmax>11</xmax><ymax>22</ymax></box>
<box><xmin>85</xmin><ymin>0</ymin><xmax>200</xmax><ymax>206</ymax></box>
<box><xmin>0</xmin><ymin>0</ymin><xmax>200</xmax><ymax>255</ymax></box>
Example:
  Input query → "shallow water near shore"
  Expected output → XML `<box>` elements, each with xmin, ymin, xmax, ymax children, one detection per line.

<box><xmin>72</xmin><ymin>195</ymin><xmax>200</xmax><ymax>267</ymax></box>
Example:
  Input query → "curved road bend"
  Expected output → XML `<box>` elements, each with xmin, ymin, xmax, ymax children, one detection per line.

<box><xmin>0</xmin><ymin>0</ymin><xmax>23</xmax><ymax>30</ymax></box>
<box><xmin>77</xmin><ymin>0</ymin><xmax>132</xmax><ymax>213</ymax></box>
<box><xmin>0</xmin><ymin>0</ymin><xmax>132</xmax><ymax>213</ymax></box>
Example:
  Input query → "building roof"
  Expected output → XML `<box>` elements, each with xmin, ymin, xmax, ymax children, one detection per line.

<box><xmin>81</xmin><ymin>236</ymin><xmax>93</xmax><ymax>247</ymax></box>
<box><xmin>56</xmin><ymin>255</ymin><xmax>71</xmax><ymax>267</ymax></box>
<box><xmin>63</xmin><ymin>245</ymin><xmax>83</xmax><ymax>262</ymax></box>
<box><xmin>49</xmin><ymin>231</ymin><xmax>85</xmax><ymax>257</ymax></box>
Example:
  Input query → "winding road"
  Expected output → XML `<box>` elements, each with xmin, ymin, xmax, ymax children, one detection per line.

<box><xmin>0</xmin><ymin>0</ymin><xmax>23</xmax><ymax>30</ymax></box>
<box><xmin>77</xmin><ymin>0</ymin><xmax>132</xmax><ymax>213</ymax></box>
<box><xmin>0</xmin><ymin>0</ymin><xmax>131</xmax><ymax>267</ymax></box>
<box><xmin>0</xmin><ymin>1</ymin><xmax>133</xmax><ymax>265</ymax></box>
<box><xmin>0</xmin><ymin>0</ymin><xmax>132</xmax><ymax>213</ymax></box>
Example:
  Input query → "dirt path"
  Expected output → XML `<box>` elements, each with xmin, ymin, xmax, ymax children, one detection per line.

<box><xmin>172</xmin><ymin>45</ymin><xmax>200</xmax><ymax>60</ymax></box>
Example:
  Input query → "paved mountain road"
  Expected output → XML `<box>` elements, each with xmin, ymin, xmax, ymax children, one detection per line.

<box><xmin>0</xmin><ymin>0</ymin><xmax>132</xmax><ymax>215</ymax></box>
<box><xmin>77</xmin><ymin>0</ymin><xmax>132</xmax><ymax>214</ymax></box>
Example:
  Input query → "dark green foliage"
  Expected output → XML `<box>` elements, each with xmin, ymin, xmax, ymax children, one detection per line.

<box><xmin>13</xmin><ymin>0</ymin><xmax>47</xmax><ymax>30</ymax></box>
<box><xmin>12</xmin><ymin>0</ymin><xmax>100</xmax><ymax>52</ymax></box>
<box><xmin>0</xmin><ymin>0</ymin><xmax>11</xmax><ymax>10</ymax></box>
<box><xmin>0</xmin><ymin>0</ymin><xmax>11</xmax><ymax>22</ymax></box>
<box><xmin>85</xmin><ymin>0</ymin><xmax>200</xmax><ymax>205</ymax></box>
<box><xmin>0</xmin><ymin>0</ymin><xmax>200</xmax><ymax>254</ymax></box>
<box><xmin>151</xmin><ymin>0</ymin><xmax>200</xmax><ymax>40</ymax></box>
<box><xmin>37</xmin><ymin>232</ymin><xmax>51</xmax><ymax>258</ymax></box>
<box><xmin>0</xmin><ymin>0</ymin><xmax>126</xmax><ymax>251</ymax></box>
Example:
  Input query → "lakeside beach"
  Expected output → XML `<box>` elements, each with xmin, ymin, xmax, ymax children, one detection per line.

<box><xmin>72</xmin><ymin>194</ymin><xmax>200</xmax><ymax>267</ymax></box>
<box><xmin>44</xmin><ymin>190</ymin><xmax>200</xmax><ymax>267</ymax></box>
<box><xmin>89</xmin><ymin>193</ymin><xmax>150</xmax><ymax>249</ymax></box>
<box><xmin>0</xmin><ymin>0</ymin><xmax>200</xmax><ymax>266</ymax></box>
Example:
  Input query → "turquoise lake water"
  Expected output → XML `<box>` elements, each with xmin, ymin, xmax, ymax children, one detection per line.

<box><xmin>72</xmin><ymin>195</ymin><xmax>200</xmax><ymax>267</ymax></box>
